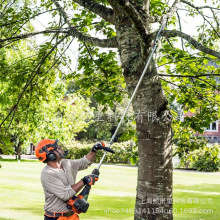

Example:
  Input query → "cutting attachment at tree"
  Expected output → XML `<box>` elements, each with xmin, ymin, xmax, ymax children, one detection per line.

<box><xmin>0</xmin><ymin>0</ymin><xmax>220</xmax><ymax>219</ymax></box>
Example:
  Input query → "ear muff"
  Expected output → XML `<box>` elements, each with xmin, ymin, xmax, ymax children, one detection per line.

<box><xmin>42</xmin><ymin>146</ymin><xmax>57</xmax><ymax>161</ymax></box>
<box><xmin>47</xmin><ymin>151</ymin><xmax>57</xmax><ymax>161</ymax></box>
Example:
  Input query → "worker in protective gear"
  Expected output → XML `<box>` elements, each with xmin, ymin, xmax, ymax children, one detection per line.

<box><xmin>35</xmin><ymin>139</ymin><xmax>104</xmax><ymax>220</ymax></box>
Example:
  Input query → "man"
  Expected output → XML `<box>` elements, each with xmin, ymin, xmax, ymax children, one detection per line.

<box><xmin>35</xmin><ymin>139</ymin><xmax>104</xmax><ymax>220</ymax></box>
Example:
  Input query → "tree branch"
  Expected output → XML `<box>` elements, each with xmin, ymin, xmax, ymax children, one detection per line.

<box><xmin>159</xmin><ymin>74</ymin><xmax>220</xmax><ymax>77</ymax></box>
<box><xmin>54</xmin><ymin>38</ymin><xmax>75</xmax><ymax>73</ymax></box>
<box><xmin>196</xmin><ymin>77</ymin><xmax>219</xmax><ymax>91</ymax></box>
<box><xmin>72</xmin><ymin>0</ymin><xmax>115</xmax><ymax>24</ymax></box>
<box><xmin>109</xmin><ymin>0</ymin><xmax>148</xmax><ymax>42</ymax></box>
<box><xmin>24</xmin><ymin>85</ymin><xmax>33</xmax><ymax>124</ymax></box>
<box><xmin>105</xmin><ymin>0</ymin><xmax>121</xmax><ymax>15</ymax></box>
<box><xmin>160</xmin><ymin>74</ymin><xmax>220</xmax><ymax>92</ymax></box>
<box><xmin>181</xmin><ymin>0</ymin><xmax>220</xmax><ymax>11</ymax></box>
<box><xmin>0</xmin><ymin>9</ymin><xmax>58</xmax><ymax>28</ymax></box>
<box><xmin>165</xmin><ymin>0</ymin><xmax>181</xmax><ymax>20</ymax></box>
<box><xmin>52</xmin><ymin>0</ymin><xmax>118</xmax><ymax>48</ymax></box>
<box><xmin>0</xmin><ymin>27</ymin><xmax>118</xmax><ymax>48</ymax></box>
<box><xmin>160</xmin><ymin>30</ymin><xmax>220</xmax><ymax>59</ymax></box>
<box><xmin>160</xmin><ymin>77</ymin><xmax>181</xmax><ymax>88</ymax></box>
<box><xmin>181</xmin><ymin>0</ymin><xmax>220</xmax><ymax>37</ymax></box>
<box><xmin>176</xmin><ymin>11</ymin><xmax>184</xmax><ymax>51</ymax></box>
<box><xmin>83</xmin><ymin>42</ymin><xmax>110</xmax><ymax>79</ymax></box>
<box><xmin>0</xmin><ymin>0</ymin><xmax>15</xmax><ymax>20</ymax></box>
<box><xmin>68</xmin><ymin>27</ymin><xmax>118</xmax><ymax>48</ymax></box>
<box><xmin>150</xmin><ymin>0</ymin><xmax>181</xmax><ymax>23</ymax></box>
<box><xmin>143</xmin><ymin>0</ymin><xmax>150</xmax><ymax>16</ymax></box>
<box><xmin>211</xmin><ymin>8</ymin><xmax>220</xmax><ymax>30</ymax></box>
<box><xmin>0</xmin><ymin>36</ymin><xmax>68</xmax><ymax>130</ymax></box>
<box><xmin>0</xmin><ymin>29</ymin><xmax>68</xmax><ymax>46</ymax></box>
<box><xmin>52</xmin><ymin>0</ymin><xmax>72</xmax><ymax>26</ymax></box>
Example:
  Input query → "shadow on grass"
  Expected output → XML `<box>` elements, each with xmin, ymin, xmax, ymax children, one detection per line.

<box><xmin>6</xmin><ymin>205</ymin><xmax>44</xmax><ymax>217</ymax></box>
<box><xmin>0</xmin><ymin>217</ymin><xmax>14</xmax><ymax>220</ymax></box>
<box><xmin>174</xmin><ymin>183</ymin><xmax>220</xmax><ymax>195</ymax></box>
<box><xmin>4</xmin><ymin>196</ymin><xmax>134</xmax><ymax>220</ymax></box>
<box><xmin>0</xmin><ymin>158</ymin><xmax>38</xmax><ymax>162</ymax></box>
<box><xmin>173</xmin><ymin>183</ymin><xmax>220</xmax><ymax>220</ymax></box>
<box><xmin>82</xmin><ymin>195</ymin><xmax>135</xmax><ymax>220</ymax></box>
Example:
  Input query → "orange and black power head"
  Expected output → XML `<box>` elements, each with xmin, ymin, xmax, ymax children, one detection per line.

<box><xmin>67</xmin><ymin>185</ymin><xmax>91</xmax><ymax>214</ymax></box>
<box><xmin>67</xmin><ymin>197</ymin><xmax>82</xmax><ymax>214</ymax></box>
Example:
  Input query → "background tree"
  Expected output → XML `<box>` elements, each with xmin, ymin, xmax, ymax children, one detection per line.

<box><xmin>0</xmin><ymin>0</ymin><xmax>220</xmax><ymax>219</ymax></box>
<box><xmin>0</xmin><ymin>40</ymin><xmax>93</xmax><ymax>159</ymax></box>
<box><xmin>76</xmin><ymin>96</ymin><xmax>136</xmax><ymax>141</ymax></box>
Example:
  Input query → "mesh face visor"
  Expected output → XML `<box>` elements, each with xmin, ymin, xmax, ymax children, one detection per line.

<box><xmin>56</xmin><ymin>140</ymin><xmax>69</xmax><ymax>158</ymax></box>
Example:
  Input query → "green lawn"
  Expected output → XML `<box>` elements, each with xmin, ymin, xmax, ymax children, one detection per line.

<box><xmin>0</xmin><ymin>161</ymin><xmax>220</xmax><ymax>220</ymax></box>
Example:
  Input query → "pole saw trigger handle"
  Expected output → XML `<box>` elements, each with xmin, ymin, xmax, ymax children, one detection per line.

<box><xmin>99</xmin><ymin>145</ymin><xmax>115</xmax><ymax>154</ymax></box>
<box><xmin>93</xmin><ymin>141</ymin><xmax>115</xmax><ymax>154</ymax></box>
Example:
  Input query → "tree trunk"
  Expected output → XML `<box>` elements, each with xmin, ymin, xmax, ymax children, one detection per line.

<box><xmin>130</xmin><ymin>73</ymin><xmax>173</xmax><ymax>220</ymax></box>
<box><xmin>15</xmin><ymin>141</ymin><xmax>22</xmax><ymax>160</ymax></box>
<box><xmin>116</xmin><ymin>19</ymin><xmax>173</xmax><ymax>220</ymax></box>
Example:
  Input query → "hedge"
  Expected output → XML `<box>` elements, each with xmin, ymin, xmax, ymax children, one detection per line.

<box><xmin>65</xmin><ymin>141</ymin><xmax>138</xmax><ymax>165</ymax></box>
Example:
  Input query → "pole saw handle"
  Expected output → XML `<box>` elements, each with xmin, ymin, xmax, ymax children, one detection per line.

<box><xmin>78</xmin><ymin>185</ymin><xmax>91</xmax><ymax>199</ymax></box>
<box><xmin>99</xmin><ymin>146</ymin><xmax>115</xmax><ymax>154</ymax></box>
<box><xmin>92</xmin><ymin>168</ymin><xmax>100</xmax><ymax>175</ymax></box>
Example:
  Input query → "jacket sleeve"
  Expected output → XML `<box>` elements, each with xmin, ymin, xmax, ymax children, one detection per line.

<box><xmin>42</xmin><ymin>172</ymin><xmax>76</xmax><ymax>201</ymax></box>
<box><xmin>71</xmin><ymin>155</ymin><xmax>92</xmax><ymax>171</ymax></box>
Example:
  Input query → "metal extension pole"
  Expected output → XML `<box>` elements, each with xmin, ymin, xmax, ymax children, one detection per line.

<box><xmin>96</xmin><ymin>19</ymin><xmax>167</xmax><ymax>170</ymax></box>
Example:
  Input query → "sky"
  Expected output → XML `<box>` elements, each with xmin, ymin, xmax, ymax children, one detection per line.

<box><xmin>30</xmin><ymin>0</ymin><xmax>219</xmax><ymax>72</ymax></box>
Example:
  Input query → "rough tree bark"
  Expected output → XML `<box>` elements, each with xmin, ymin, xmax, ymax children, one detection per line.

<box><xmin>116</xmin><ymin>13</ymin><xmax>173</xmax><ymax>219</ymax></box>
<box><xmin>15</xmin><ymin>139</ymin><xmax>22</xmax><ymax>160</ymax></box>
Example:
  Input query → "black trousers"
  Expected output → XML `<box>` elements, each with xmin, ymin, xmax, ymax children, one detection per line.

<box><xmin>44</xmin><ymin>215</ymin><xmax>58</xmax><ymax>220</ymax></box>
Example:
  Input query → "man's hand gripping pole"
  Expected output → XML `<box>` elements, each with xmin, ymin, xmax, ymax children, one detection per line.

<box><xmin>67</xmin><ymin>142</ymin><xmax>114</xmax><ymax>214</ymax></box>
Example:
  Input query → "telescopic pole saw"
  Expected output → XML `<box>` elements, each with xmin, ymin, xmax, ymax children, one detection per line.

<box><xmin>96</xmin><ymin>18</ymin><xmax>167</xmax><ymax>170</ymax></box>
<box><xmin>66</xmin><ymin>18</ymin><xmax>168</xmax><ymax>215</ymax></box>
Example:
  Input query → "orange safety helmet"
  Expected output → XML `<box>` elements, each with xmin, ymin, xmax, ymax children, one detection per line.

<box><xmin>35</xmin><ymin>139</ymin><xmax>57</xmax><ymax>162</ymax></box>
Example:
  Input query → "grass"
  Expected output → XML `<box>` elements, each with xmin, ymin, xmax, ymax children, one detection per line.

<box><xmin>0</xmin><ymin>161</ymin><xmax>220</xmax><ymax>220</ymax></box>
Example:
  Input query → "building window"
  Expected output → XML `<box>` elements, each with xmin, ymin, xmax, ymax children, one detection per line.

<box><xmin>213</xmin><ymin>137</ymin><xmax>218</xmax><ymax>142</ymax></box>
<box><xmin>206</xmin><ymin>136</ymin><xmax>212</xmax><ymax>142</ymax></box>
<box><xmin>206</xmin><ymin>121</ymin><xmax>218</xmax><ymax>132</ymax></box>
